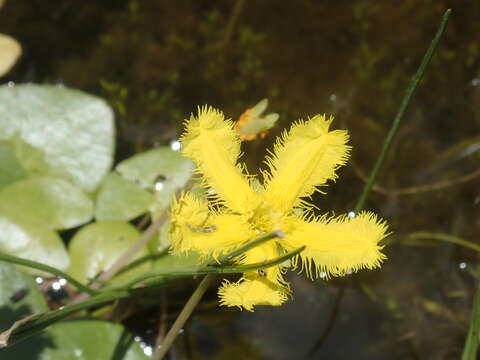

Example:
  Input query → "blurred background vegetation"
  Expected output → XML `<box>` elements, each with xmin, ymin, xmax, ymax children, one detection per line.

<box><xmin>1</xmin><ymin>1</ymin><xmax>480</xmax><ymax>359</ymax></box>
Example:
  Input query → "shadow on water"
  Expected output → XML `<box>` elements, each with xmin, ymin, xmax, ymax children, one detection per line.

<box><xmin>0</xmin><ymin>305</ymin><xmax>55</xmax><ymax>360</ymax></box>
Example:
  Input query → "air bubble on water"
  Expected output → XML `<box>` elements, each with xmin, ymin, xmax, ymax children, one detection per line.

<box><xmin>51</xmin><ymin>281</ymin><xmax>62</xmax><ymax>291</ymax></box>
<box><xmin>142</xmin><ymin>345</ymin><xmax>153</xmax><ymax>356</ymax></box>
<box><xmin>170</xmin><ymin>139</ymin><xmax>181</xmax><ymax>151</ymax></box>
<box><xmin>154</xmin><ymin>175</ymin><xmax>167</xmax><ymax>191</ymax></box>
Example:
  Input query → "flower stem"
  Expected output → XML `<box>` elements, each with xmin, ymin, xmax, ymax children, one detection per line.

<box><xmin>152</xmin><ymin>274</ymin><xmax>215</xmax><ymax>360</ymax></box>
<box><xmin>354</xmin><ymin>9</ymin><xmax>451</xmax><ymax>213</ymax></box>
<box><xmin>0</xmin><ymin>252</ymin><xmax>98</xmax><ymax>295</ymax></box>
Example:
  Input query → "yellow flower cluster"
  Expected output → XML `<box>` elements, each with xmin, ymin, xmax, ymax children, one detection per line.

<box><xmin>169</xmin><ymin>106</ymin><xmax>389</xmax><ymax>311</ymax></box>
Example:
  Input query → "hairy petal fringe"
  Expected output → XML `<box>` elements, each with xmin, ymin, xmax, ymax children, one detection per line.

<box><xmin>169</xmin><ymin>192</ymin><xmax>254</xmax><ymax>259</ymax></box>
<box><xmin>282</xmin><ymin>211</ymin><xmax>389</xmax><ymax>279</ymax></box>
<box><xmin>218</xmin><ymin>242</ymin><xmax>289</xmax><ymax>311</ymax></box>
<box><xmin>181</xmin><ymin>106</ymin><xmax>255</xmax><ymax>212</ymax></box>
<box><xmin>263</xmin><ymin>114</ymin><xmax>351</xmax><ymax>214</ymax></box>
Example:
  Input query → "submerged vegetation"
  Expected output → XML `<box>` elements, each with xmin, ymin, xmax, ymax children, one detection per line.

<box><xmin>0</xmin><ymin>2</ymin><xmax>479</xmax><ymax>359</ymax></box>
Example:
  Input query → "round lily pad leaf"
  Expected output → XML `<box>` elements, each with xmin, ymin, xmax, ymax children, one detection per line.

<box><xmin>95</xmin><ymin>172</ymin><xmax>154</xmax><ymax>222</ymax></box>
<box><xmin>41</xmin><ymin>320</ymin><xmax>149</xmax><ymax>360</ymax></box>
<box><xmin>67</xmin><ymin>222</ymin><xmax>149</xmax><ymax>285</ymax></box>
<box><xmin>116</xmin><ymin>147</ymin><xmax>193</xmax><ymax>215</ymax></box>
<box><xmin>0</xmin><ymin>212</ymin><xmax>69</xmax><ymax>274</ymax></box>
<box><xmin>0</xmin><ymin>177</ymin><xmax>93</xmax><ymax>230</ymax></box>
<box><xmin>0</xmin><ymin>84</ymin><xmax>114</xmax><ymax>192</ymax></box>
<box><xmin>0</xmin><ymin>264</ymin><xmax>148</xmax><ymax>359</ymax></box>
<box><xmin>0</xmin><ymin>144</ymin><xmax>26</xmax><ymax>190</ymax></box>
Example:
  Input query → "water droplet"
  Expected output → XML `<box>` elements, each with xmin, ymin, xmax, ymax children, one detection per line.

<box><xmin>143</xmin><ymin>345</ymin><xmax>153</xmax><ymax>356</ymax></box>
<box><xmin>35</xmin><ymin>277</ymin><xmax>44</xmax><ymax>284</ymax></box>
<box><xmin>178</xmin><ymin>328</ymin><xmax>185</xmax><ymax>334</ymax></box>
<box><xmin>154</xmin><ymin>174</ymin><xmax>167</xmax><ymax>191</ymax></box>
<box><xmin>134</xmin><ymin>336</ymin><xmax>142</xmax><ymax>342</ymax></box>
<box><xmin>319</xmin><ymin>272</ymin><xmax>327</xmax><ymax>279</ymax></box>
<box><xmin>459</xmin><ymin>262</ymin><xmax>467</xmax><ymax>270</ymax></box>
<box><xmin>55</xmin><ymin>82</ymin><xmax>65</xmax><ymax>88</ymax></box>
<box><xmin>347</xmin><ymin>211</ymin><xmax>356</xmax><ymax>218</ymax></box>
<box><xmin>346</xmin><ymin>269</ymin><xmax>353</xmax><ymax>275</ymax></box>
<box><xmin>207</xmin><ymin>188</ymin><xmax>216</xmax><ymax>195</ymax></box>
<box><xmin>51</xmin><ymin>281</ymin><xmax>62</xmax><ymax>291</ymax></box>
<box><xmin>7</xmin><ymin>81</ymin><xmax>15</xmax><ymax>87</ymax></box>
<box><xmin>74</xmin><ymin>349</ymin><xmax>83</xmax><ymax>357</ymax></box>
<box><xmin>170</xmin><ymin>139</ymin><xmax>181</xmax><ymax>151</ymax></box>
<box><xmin>472</xmin><ymin>78</ymin><xmax>480</xmax><ymax>86</ymax></box>
<box><xmin>329</xmin><ymin>94</ymin><xmax>337</xmax><ymax>102</ymax></box>
<box><xmin>58</xmin><ymin>278</ymin><xmax>67</xmax><ymax>286</ymax></box>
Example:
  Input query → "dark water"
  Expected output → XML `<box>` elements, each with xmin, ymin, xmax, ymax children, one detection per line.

<box><xmin>2</xmin><ymin>1</ymin><xmax>480</xmax><ymax>359</ymax></box>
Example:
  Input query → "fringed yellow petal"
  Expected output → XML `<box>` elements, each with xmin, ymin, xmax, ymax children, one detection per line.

<box><xmin>283</xmin><ymin>212</ymin><xmax>388</xmax><ymax>279</ymax></box>
<box><xmin>169</xmin><ymin>193</ymin><xmax>255</xmax><ymax>260</ymax></box>
<box><xmin>181</xmin><ymin>106</ymin><xmax>255</xmax><ymax>212</ymax></box>
<box><xmin>263</xmin><ymin>115</ymin><xmax>350</xmax><ymax>214</ymax></box>
<box><xmin>218</xmin><ymin>242</ymin><xmax>289</xmax><ymax>311</ymax></box>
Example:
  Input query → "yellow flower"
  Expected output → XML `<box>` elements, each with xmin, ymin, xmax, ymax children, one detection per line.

<box><xmin>169</xmin><ymin>106</ymin><xmax>389</xmax><ymax>311</ymax></box>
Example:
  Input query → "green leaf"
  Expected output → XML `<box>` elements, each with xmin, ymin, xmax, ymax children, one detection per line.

<box><xmin>116</xmin><ymin>147</ymin><xmax>193</xmax><ymax>216</ymax></box>
<box><xmin>41</xmin><ymin>320</ymin><xmax>149</xmax><ymax>360</ymax></box>
<box><xmin>0</xmin><ymin>134</ymin><xmax>52</xmax><ymax>177</ymax></box>
<box><xmin>462</xmin><ymin>284</ymin><xmax>480</xmax><ymax>360</ymax></box>
<box><xmin>0</xmin><ymin>177</ymin><xmax>93</xmax><ymax>230</ymax></box>
<box><xmin>0</xmin><ymin>264</ymin><xmax>147</xmax><ymax>359</ymax></box>
<box><xmin>67</xmin><ymin>222</ymin><xmax>149</xmax><ymax>285</ymax></box>
<box><xmin>95</xmin><ymin>172</ymin><xmax>154</xmax><ymax>222</ymax></box>
<box><xmin>0</xmin><ymin>213</ymin><xmax>69</xmax><ymax>274</ymax></box>
<box><xmin>0</xmin><ymin>144</ymin><xmax>26</xmax><ymax>190</ymax></box>
<box><xmin>0</xmin><ymin>84</ymin><xmax>114</xmax><ymax>192</ymax></box>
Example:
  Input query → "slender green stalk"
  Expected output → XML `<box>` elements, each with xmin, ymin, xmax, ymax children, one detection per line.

<box><xmin>153</xmin><ymin>274</ymin><xmax>215</xmax><ymax>360</ymax></box>
<box><xmin>315</xmin><ymin>10</ymin><xmax>452</xmax><ymax>354</ymax></box>
<box><xmin>0</xmin><ymin>245</ymin><xmax>303</xmax><ymax>348</ymax></box>
<box><xmin>0</xmin><ymin>289</ymin><xmax>130</xmax><ymax>347</ymax></box>
<box><xmin>354</xmin><ymin>9</ymin><xmax>451</xmax><ymax>213</ymax></box>
<box><xmin>408</xmin><ymin>232</ymin><xmax>480</xmax><ymax>253</ymax></box>
<box><xmin>0</xmin><ymin>252</ymin><xmax>98</xmax><ymax>296</ymax></box>
<box><xmin>462</xmin><ymin>285</ymin><xmax>480</xmax><ymax>360</ymax></box>
<box><xmin>139</xmin><ymin>246</ymin><xmax>304</xmax><ymax>289</ymax></box>
<box><xmin>219</xmin><ymin>230</ymin><xmax>284</xmax><ymax>262</ymax></box>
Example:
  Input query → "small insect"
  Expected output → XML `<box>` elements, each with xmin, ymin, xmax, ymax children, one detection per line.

<box><xmin>257</xmin><ymin>269</ymin><xmax>267</xmax><ymax>277</ymax></box>
<box><xmin>10</xmin><ymin>288</ymin><xmax>29</xmax><ymax>303</ymax></box>
<box><xmin>186</xmin><ymin>223</ymin><xmax>217</xmax><ymax>233</ymax></box>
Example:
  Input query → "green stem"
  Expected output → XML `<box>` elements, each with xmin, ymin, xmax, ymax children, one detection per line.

<box><xmin>153</xmin><ymin>274</ymin><xmax>215</xmax><ymax>360</ymax></box>
<box><xmin>0</xmin><ymin>289</ymin><xmax>130</xmax><ymax>347</ymax></box>
<box><xmin>0</xmin><ymin>252</ymin><xmax>98</xmax><ymax>296</ymax></box>
<box><xmin>462</xmin><ymin>284</ymin><xmax>480</xmax><ymax>360</ymax></box>
<box><xmin>408</xmin><ymin>232</ymin><xmax>480</xmax><ymax>253</ymax></box>
<box><xmin>105</xmin><ymin>243</ymin><xmax>302</xmax><ymax>291</ymax></box>
<box><xmin>354</xmin><ymin>9</ymin><xmax>451</xmax><ymax>213</ymax></box>
<box><xmin>218</xmin><ymin>230</ymin><xmax>284</xmax><ymax>262</ymax></box>
<box><xmin>0</xmin><ymin>246</ymin><xmax>303</xmax><ymax>348</ymax></box>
